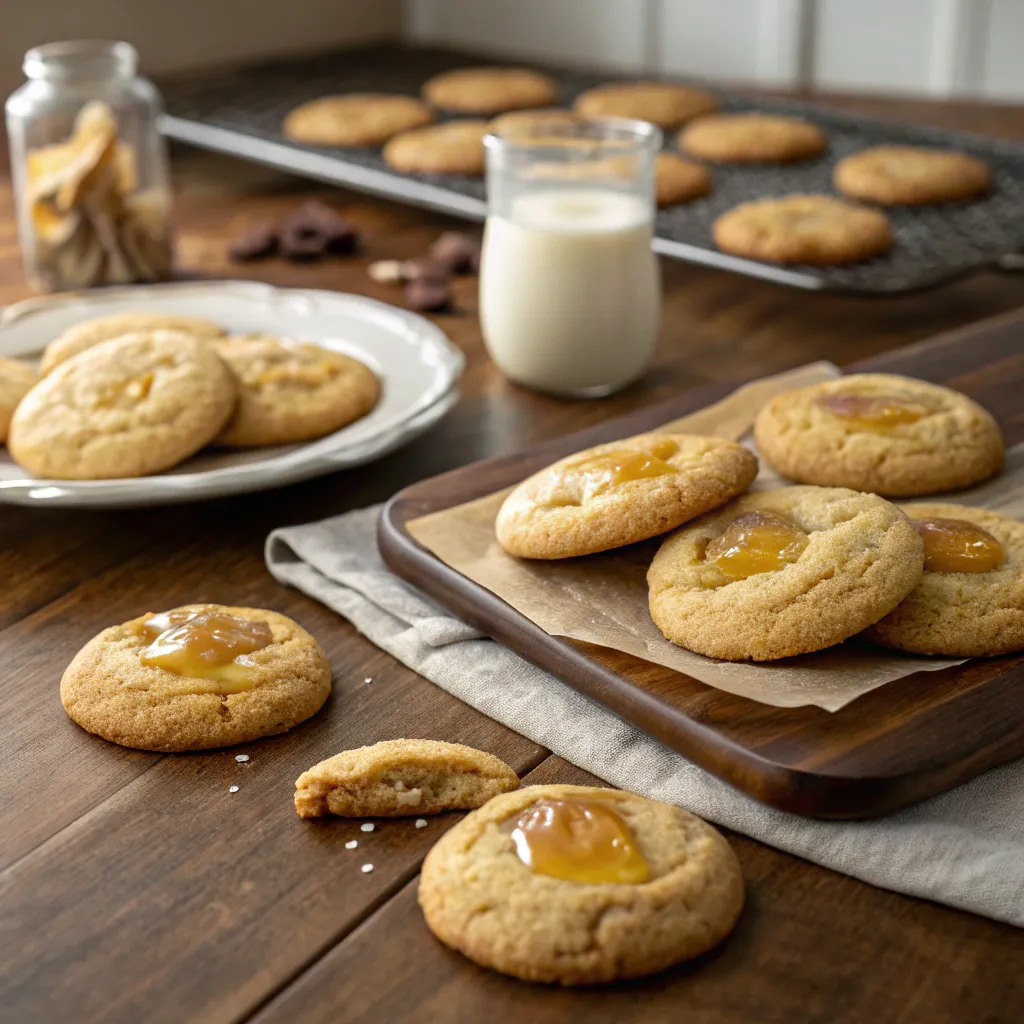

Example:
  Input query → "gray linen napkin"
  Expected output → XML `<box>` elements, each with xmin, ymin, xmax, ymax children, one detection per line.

<box><xmin>266</xmin><ymin>506</ymin><xmax>1024</xmax><ymax>927</ymax></box>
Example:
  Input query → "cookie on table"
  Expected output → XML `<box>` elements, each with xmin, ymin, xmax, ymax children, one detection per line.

<box><xmin>0</xmin><ymin>357</ymin><xmax>39</xmax><ymax>443</ymax></box>
<box><xmin>496</xmin><ymin>432</ymin><xmax>759</xmax><ymax>560</ymax></box>
<box><xmin>213</xmin><ymin>334</ymin><xmax>379</xmax><ymax>448</ymax></box>
<box><xmin>282</xmin><ymin>94</ymin><xmax>434</xmax><ymax>147</ymax></box>
<box><xmin>573</xmin><ymin>82</ymin><xmax>718</xmax><ymax>129</ymax></box>
<box><xmin>422</xmin><ymin>67</ymin><xmax>558</xmax><ymax>114</ymax></box>
<box><xmin>834</xmin><ymin>145</ymin><xmax>990</xmax><ymax>205</ymax></box>
<box><xmin>655</xmin><ymin>152</ymin><xmax>712</xmax><ymax>206</ymax></box>
<box><xmin>679</xmin><ymin>113</ymin><xmax>826</xmax><ymax>163</ymax></box>
<box><xmin>61</xmin><ymin>604</ymin><xmax>332</xmax><ymax>751</ymax></box>
<box><xmin>648</xmin><ymin>486</ymin><xmax>923</xmax><ymax>661</ymax></box>
<box><xmin>40</xmin><ymin>313</ymin><xmax>226</xmax><ymax>375</ymax></box>
<box><xmin>713</xmin><ymin>195</ymin><xmax>891</xmax><ymax>265</ymax></box>
<box><xmin>753</xmin><ymin>373</ymin><xmax>1004</xmax><ymax>496</ymax></box>
<box><xmin>863</xmin><ymin>504</ymin><xmax>1024</xmax><ymax>657</ymax></box>
<box><xmin>419</xmin><ymin>784</ymin><xmax>743</xmax><ymax>985</ymax></box>
<box><xmin>9</xmin><ymin>330</ymin><xmax>237</xmax><ymax>480</ymax></box>
<box><xmin>295</xmin><ymin>739</ymin><xmax>519</xmax><ymax>819</ymax></box>
<box><xmin>383</xmin><ymin>120</ymin><xmax>489</xmax><ymax>176</ymax></box>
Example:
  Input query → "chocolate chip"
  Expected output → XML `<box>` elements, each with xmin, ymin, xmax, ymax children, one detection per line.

<box><xmin>405</xmin><ymin>278</ymin><xmax>453</xmax><ymax>313</ymax></box>
<box><xmin>228</xmin><ymin>221</ymin><xmax>278</xmax><ymax>261</ymax></box>
<box><xmin>278</xmin><ymin>221</ymin><xmax>328</xmax><ymax>261</ymax></box>
<box><xmin>427</xmin><ymin>231</ymin><xmax>481</xmax><ymax>275</ymax></box>
<box><xmin>286</xmin><ymin>200</ymin><xmax>360</xmax><ymax>255</ymax></box>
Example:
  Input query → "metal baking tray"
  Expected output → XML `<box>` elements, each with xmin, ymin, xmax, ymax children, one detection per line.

<box><xmin>159</xmin><ymin>44</ymin><xmax>1024</xmax><ymax>294</ymax></box>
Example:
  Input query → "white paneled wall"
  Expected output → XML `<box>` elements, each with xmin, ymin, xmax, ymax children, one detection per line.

<box><xmin>404</xmin><ymin>0</ymin><xmax>1024</xmax><ymax>99</ymax></box>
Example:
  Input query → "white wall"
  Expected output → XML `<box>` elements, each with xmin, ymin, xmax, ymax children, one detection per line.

<box><xmin>405</xmin><ymin>0</ymin><xmax>1024</xmax><ymax>99</ymax></box>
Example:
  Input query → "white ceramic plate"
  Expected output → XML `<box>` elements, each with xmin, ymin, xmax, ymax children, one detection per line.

<box><xmin>0</xmin><ymin>280</ymin><xmax>463</xmax><ymax>507</ymax></box>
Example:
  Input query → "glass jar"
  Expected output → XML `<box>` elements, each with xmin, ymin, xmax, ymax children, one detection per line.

<box><xmin>480</xmin><ymin>118</ymin><xmax>662</xmax><ymax>397</ymax></box>
<box><xmin>5</xmin><ymin>40</ymin><xmax>173</xmax><ymax>292</ymax></box>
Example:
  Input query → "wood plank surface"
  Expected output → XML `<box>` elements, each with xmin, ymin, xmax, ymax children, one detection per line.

<box><xmin>1</xmin><ymin>87</ymin><xmax>1024</xmax><ymax>1023</ymax></box>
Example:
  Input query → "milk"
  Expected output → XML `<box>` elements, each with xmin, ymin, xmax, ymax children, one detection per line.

<box><xmin>479</xmin><ymin>189</ymin><xmax>661</xmax><ymax>396</ymax></box>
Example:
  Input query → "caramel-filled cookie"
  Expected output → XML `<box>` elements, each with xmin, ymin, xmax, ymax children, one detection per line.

<box><xmin>383</xmin><ymin>120</ymin><xmax>489</xmax><ymax>175</ymax></box>
<box><xmin>713</xmin><ymin>195</ymin><xmax>891</xmax><ymax>265</ymax></box>
<box><xmin>648</xmin><ymin>486</ymin><xmax>923</xmax><ymax>661</ymax></box>
<box><xmin>863</xmin><ymin>504</ymin><xmax>1024</xmax><ymax>657</ymax></box>
<box><xmin>754</xmin><ymin>373</ymin><xmax>1004</xmax><ymax>496</ymax></box>
<box><xmin>419</xmin><ymin>784</ymin><xmax>743</xmax><ymax>985</ymax></box>
<box><xmin>423</xmin><ymin>67</ymin><xmax>558</xmax><ymax>114</ymax></box>
<box><xmin>679</xmin><ymin>113</ymin><xmax>826</xmax><ymax>163</ymax></box>
<box><xmin>834</xmin><ymin>145</ymin><xmax>990</xmax><ymax>205</ymax></box>
<box><xmin>573</xmin><ymin>82</ymin><xmax>718</xmax><ymax>128</ymax></box>
<box><xmin>282</xmin><ymin>94</ymin><xmax>434</xmax><ymax>147</ymax></box>
<box><xmin>496</xmin><ymin>433</ymin><xmax>758</xmax><ymax>559</ymax></box>
<box><xmin>61</xmin><ymin>604</ymin><xmax>331</xmax><ymax>751</ymax></box>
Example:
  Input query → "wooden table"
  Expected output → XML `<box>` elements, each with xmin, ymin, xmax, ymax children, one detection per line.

<box><xmin>3</xmin><ymin>94</ymin><xmax>1024</xmax><ymax>1023</ymax></box>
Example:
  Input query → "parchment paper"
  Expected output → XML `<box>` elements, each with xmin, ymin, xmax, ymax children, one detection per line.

<box><xmin>408</xmin><ymin>362</ymin><xmax>1024</xmax><ymax>711</ymax></box>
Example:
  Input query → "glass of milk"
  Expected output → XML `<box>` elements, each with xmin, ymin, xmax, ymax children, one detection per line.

<box><xmin>480</xmin><ymin>118</ymin><xmax>662</xmax><ymax>397</ymax></box>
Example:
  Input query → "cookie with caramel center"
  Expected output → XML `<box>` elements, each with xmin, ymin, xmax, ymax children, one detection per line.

<box><xmin>648</xmin><ymin>486</ymin><xmax>923</xmax><ymax>661</ymax></box>
<box><xmin>496</xmin><ymin>432</ymin><xmax>759</xmax><ymax>559</ymax></box>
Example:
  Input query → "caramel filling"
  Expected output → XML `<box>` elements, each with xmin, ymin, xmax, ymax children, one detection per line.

<box><xmin>572</xmin><ymin>438</ymin><xmax>679</xmax><ymax>496</ymax></box>
<box><xmin>139</xmin><ymin>609</ymin><xmax>273</xmax><ymax>693</ymax></box>
<box><xmin>506</xmin><ymin>797</ymin><xmax>649</xmax><ymax>885</ymax></box>
<box><xmin>816</xmin><ymin>392</ymin><xmax>929</xmax><ymax>428</ymax></box>
<box><xmin>914</xmin><ymin>517</ymin><xmax>1005</xmax><ymax>574</ymax></box>
<box><xmin>704</xmin><ymin>510</ymin><xmax>808</xmax><ymax>583</ymax></box>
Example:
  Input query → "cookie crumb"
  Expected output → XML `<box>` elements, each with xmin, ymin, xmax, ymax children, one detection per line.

<box><xmin>360</xmin><ymin>822</ymin><xmax>375</xmax><ymax>832</ymax></box>
<box><xmin>345</xmin><ymin>840</ymin><xmax>358</xmax><ymax>849</ymax></box>
<box><xmin>361</xmin><ymin>863</ymin><xmax>374</xmax><ymax>873</ymax></box>
<box><xmin>235</xmin><ymin>754</ymin><xmax>250</xmax><ymax>763</ymax></box>
<box><xmin>228</xmin><ymin>785</ymin><xmax>239</xmax><ymax>793</ymax></box>
<box><xmin>415</xmin><ymin>818</ymin><xmax>428</xmax><ymax>829</ymax></box>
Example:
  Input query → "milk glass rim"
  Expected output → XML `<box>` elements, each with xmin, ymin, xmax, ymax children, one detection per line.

<box><xmin>483</xmin><ymin>116</ymin><xmax>664</xmax><ymax>155</ymax></box>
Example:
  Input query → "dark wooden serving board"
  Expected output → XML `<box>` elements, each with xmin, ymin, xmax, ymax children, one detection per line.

<box><xmin>379</xmin><ymin>311</ymin><xmax>1024</xmax><ymax>819</ymax></box>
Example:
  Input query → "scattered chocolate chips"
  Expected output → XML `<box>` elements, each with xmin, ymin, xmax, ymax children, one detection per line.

<box><xmin>227</xmin><ymin>220</ymin><xmax>278</xmax><ymax>261</ymax></box>
<box><xmin>428</xmin><ymin>231</ymin><xmax>481</xmax><ymax>275</ymax></box>
<box><xmin>228</xmin><ymin>201</ymin><xmax>360</xmax><ymax>263</ymax></box>
<box><xmin>405</xmin><ymin>277</ymin><xmax>453</xmax><ymax>313</ymax></box>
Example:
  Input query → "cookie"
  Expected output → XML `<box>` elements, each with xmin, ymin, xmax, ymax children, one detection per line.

<box><xmin>41</xmin><ymin>313</ymin><xmax>226</xmax><ymax>375</ymax></box>
<box><xmin>496</xmin><ymin>433</ymin><xmax>759</xmax><ymax>560</ymax></box>
<box><xmin>648</xmin><ymin>486</ymin><xmax>924</xmax><ymax>661</ymax></box>
<box><xmin>8</xmin><ymin>330</ymin><xmax>237</xmax><ymax>480</ymax></box>
<box><xmin>212</xmin><ymin>335</ymin><xmax>379</xmax><ymax>448</ymax></box>
<box><xmin>282</xmin><ymin>94</ymin><xmax>434</xmax><ymax>147</ymax></box>
<box><xmin>713</xmin><ymin>195</ymin><xmax>891</xmax><ymax>265</ymax></box>
<box><xmin>488</xmin><ymin>108</ymin><xmax>580</xmax><ymax>137</ymax></box>
<box><xmin>61</xmin><ymin>604</ymin><xmax>331</xmax><ymax>751</ymax></box>
<box><xmin>655</xmin><ymin>152</ymin><xmax>712</xmax><ymax>206</ymax></box>
<box><xmin>0</xmin><ymin>357</ymin><xmax>39</xmax><ymax>443</ymax></box>
<box><xmin>862</xmin><ymin>504</ymin><xmax>1024</xmax><ymax>657</ymax></box>
<box><xmin>383</xmin><ymin>120</ymin><xmax>489</xmax><ymax>176</ymax></box>
<box><xmin>753</xmin><ymin>373</ymin><xmax>1004</xmax><ymax>497</ymax></box>
<box><xmin>294</xmin><ymin>739</ymin><xmax>519</xmax><ymax>819</ymax></box>
<box><xmin>573</xmin><ymin>82</ymin><xmax>718</xmax><ymax>129</ymax></box>
<box><xmin>834</xmin><ymin>145</ymin><xmax>990</xmax><ymax>205</ymax></box>
<box><xmin>422</xmin><ymin>67</ymin><xmax>558</xmax><ymax>115</ymax></box>
<box><xmin>418</xmin><ymin>784</ymin><xmax>743</xmax><ymax>985</ymax></box>
<box><xmin>679</xmin><ymin>113</ymin><xmax>826</xmax><ymax>163</ymax></box>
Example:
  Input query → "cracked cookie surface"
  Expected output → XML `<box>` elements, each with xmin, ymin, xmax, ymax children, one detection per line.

<box><xmin>295</xmin><ymin>738</ymin><xmax>519</xmax><ymax>818</ymax></box>
<box><xmin>60</xmin><ymin>603</ymin><xmax>331</xmax><ymax>751</ymax></box>
<box><xmin>753</xmin><ymin>373</ymin><xmax>1004</xmax><ymax>496</ymax></box>
<box><xmin>213</xmin><ymin>334</ymin><xmax>380</xmax><ymax>448</ymax></box>
<box><xmin>862</xmin><ymin>503</ymin><xmax>1024</xmax><ymax>657</ymax></box>
<box><xmin>9</xmin><ymin>330</ymin><xmax>237</xmax><ymax>479</ymax></box>
<box><xmin>418</xmin><ymin>783</ymin><xmax>743</xmax><ymax>985</ymax></box>
<box><xmin>496</xmin><ymin>432</ymin><xmax>758</xmax><ymax>559</ymax></box>
<box><xmin>647</xmin><ymin>486</ymin><xmax>923</xmax><ymax>661</ymax></box>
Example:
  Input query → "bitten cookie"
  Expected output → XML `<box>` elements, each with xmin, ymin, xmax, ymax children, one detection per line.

<box><xmin>418</xmin><ymin>784</ymin><xmax>744</xmax><ymax>985</ymax></box>
<box><xmin>213</xmin><ymin>334</ymin><xmax>379</xmax><ymax>448</ymax></box>
<box><xmin>61</xmin><ymin>604</ymin><xmax>332</xmax><ymax>751</ymax></box>
<box><xmin>9</xmin><ymin>330</ymin><xmax>237</xmax><ymax>479</ymax></box>
<box><xmin>834</xmin><ymin>145</ymin><xmax>990</xmax><ymax>205</ymax></box>
<box><xmin>0</xmin><ymin>357</ymin><xmax>39</xmax><ymax>443</ymax></box>
<box><xmin>753</xmin><ymin>373</ymin><xmax>1004</xmax><ymax>497</ymax></box>
<box><xmin>679</xmin><ymin>113</ymin><xmax>826</xmax><ymax>163</ymax></box>
<box><xmin>422</xmin><ymin>67</ymin><xmax>558</xmax><ymax>114</ymax></box>
<box><xmin>655</xmin><ymin>153</ymin><xmax>713</xmax><ymax>206</ymax></box>
<box><xmin>294</xmin><ymin>739</ymin><xmax>519</xmax><ymax>818</ymax></box>
<box><xmin>383</xmin><ymin>120</ymin><xmax>489</xmax><ymax>175</ymax></box>
<box><xmin>713</xmin><ymin>195</ymin><xmax>891</xmax><ymax>265</ymax></box>
<box><xmin>41</xmin><ymin>313</ymin><xmax>226</xmax><ymax>374</ymax></box>
<box><xmin>496</xmin><ymin>433</ymin><xmax>759</xmax><ymax>559</ymax></box>
<box><xmin>648</xmin><ymin>486</ymin><xmax>924</xmax><ymax>661</ymax></box>
<box><xmin>863</xmin><ymin>504</ymin><xmax>1024</xmax><ymax>657</ymax></box>
<box><xmin>282</xmin><ymin>94</ymin><xmax>434</xmax><ymax>147</ymax></box>
<box><xmin>573</xmin><ymin>82</ymin><xmax>718</xmax><ymax>128</ymax></box>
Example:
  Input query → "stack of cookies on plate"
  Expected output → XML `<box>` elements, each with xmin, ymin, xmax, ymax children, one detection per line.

<box><xmin>0</xmin><ymin>313</ymin><xmax>379</xmax><ymax>480</ymax></box>
<box><xmin>496</xmin><ymin>373</ymin><xmax>1020</xmax><ymax>661</ymax></box>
